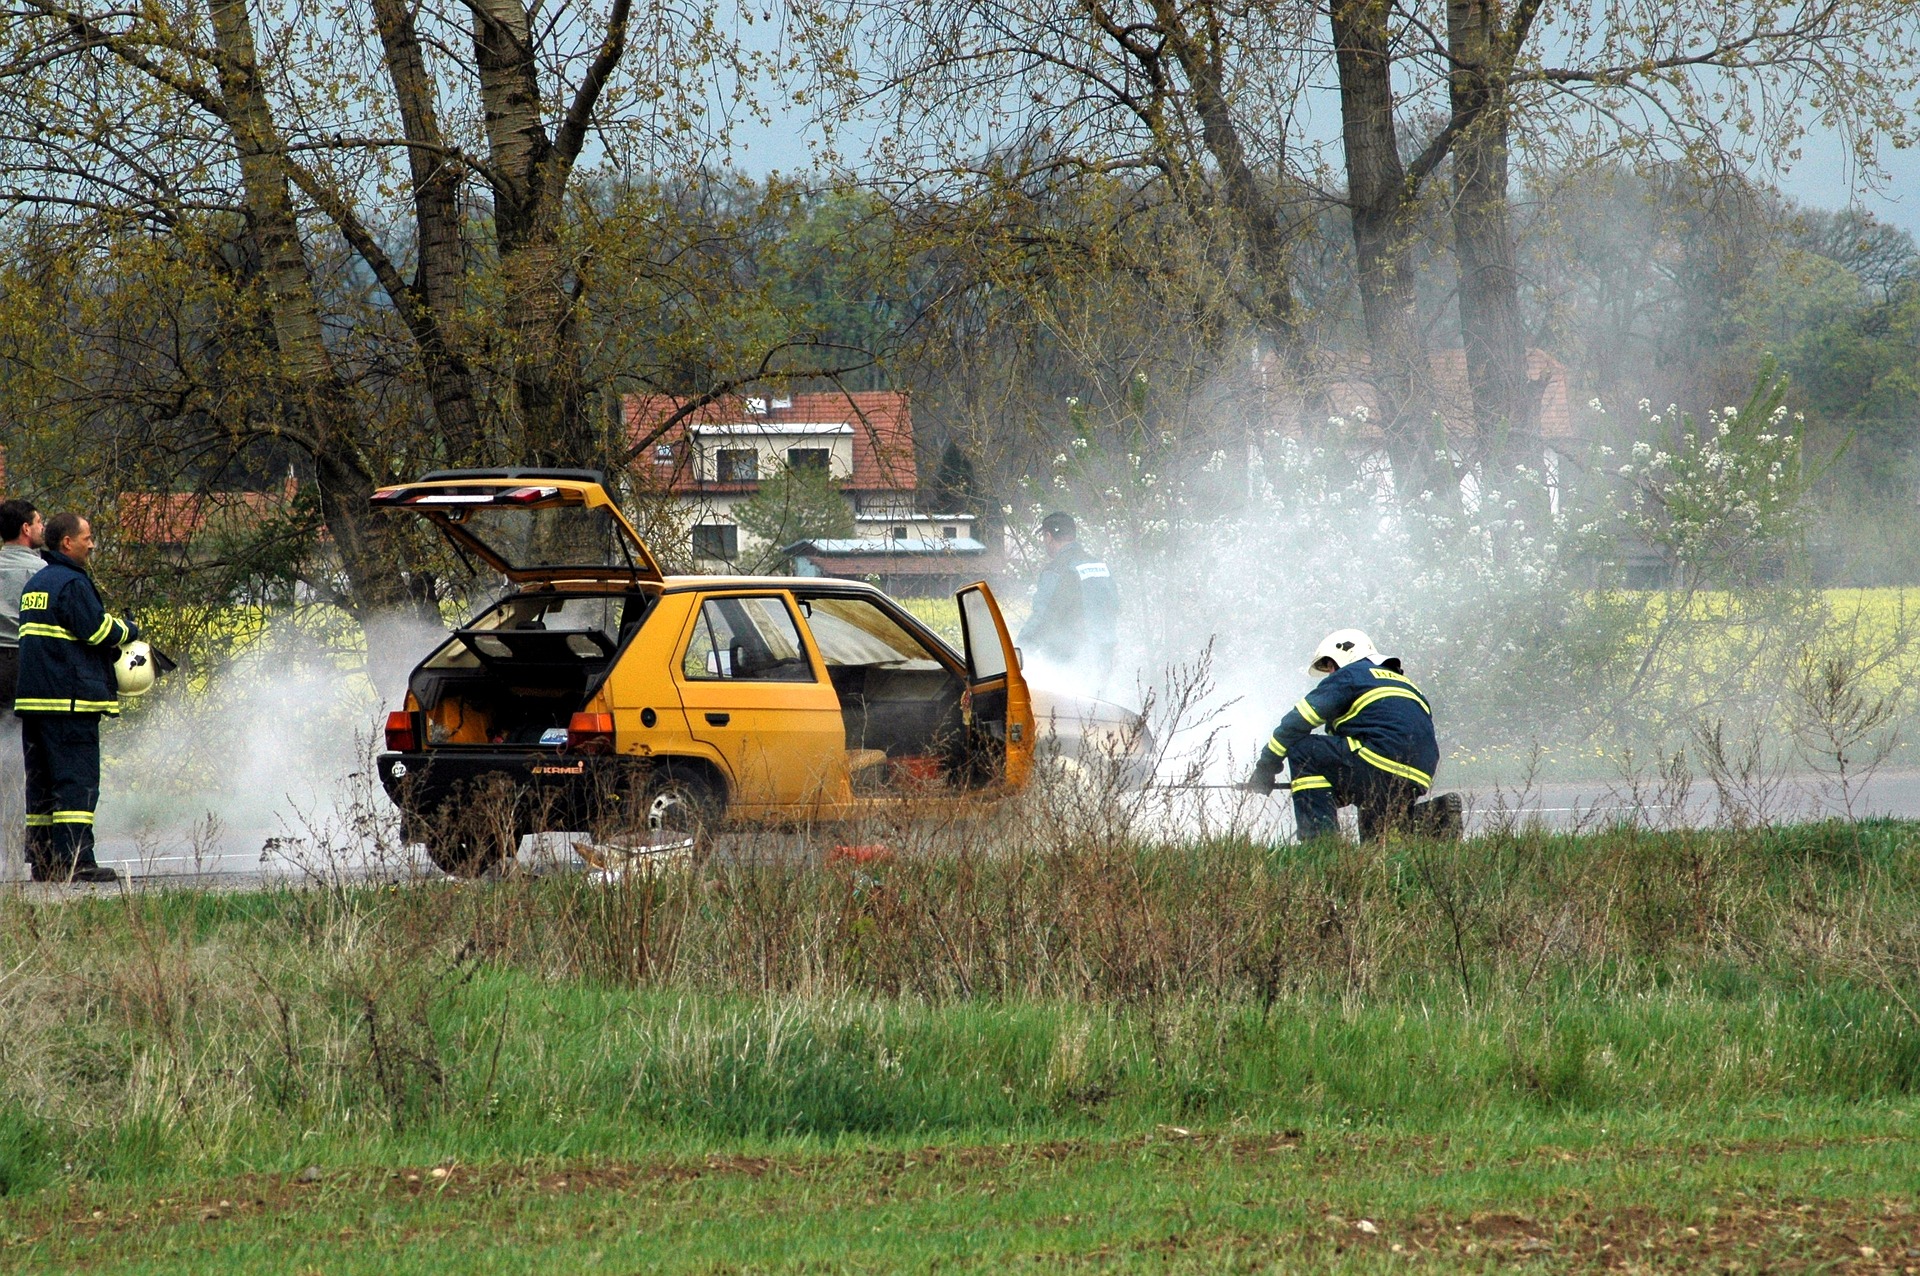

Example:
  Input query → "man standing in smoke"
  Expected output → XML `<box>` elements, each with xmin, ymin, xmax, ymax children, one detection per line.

<box><xmin>1019</xmin><ymin>512</ymin><xmax>1119</xmax><ymax>694</ymax></box>
<box><xmin>13</xmin><ymin>513</ymin><xmax>138</xmax><ymax>883</ymax></box>
<box><xmin>0</xmin><ymin>499</ymin><xmax>45</xmax><ymax>879</ymax></box>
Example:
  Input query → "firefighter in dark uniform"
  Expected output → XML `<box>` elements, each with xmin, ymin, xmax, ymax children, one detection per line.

<box><xmin>1019</xmin><ymin>512</ymin><xmax>1119</xmax><ymax>691</ymax></box>
<box><xmin>1244</xmin><ymin>629</ymin><xmax>1454</xmax><ymax>841</ymax></box>
<box><xmin>13</xmin><ymin>513</ymin><xmax>136</xmax><ymax>882</ymax></box>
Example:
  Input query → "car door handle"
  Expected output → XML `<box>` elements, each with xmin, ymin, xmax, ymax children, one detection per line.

<box><xmin>705</xmin><ymin>712</ymin><xmax>730</xmax><ymax>726</ymax></box>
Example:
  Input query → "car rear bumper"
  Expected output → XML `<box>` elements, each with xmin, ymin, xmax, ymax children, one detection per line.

<box><xmin>377</xmin><ymin>749</ymin><xmax>628</xmax><ymax>835</ymax></box>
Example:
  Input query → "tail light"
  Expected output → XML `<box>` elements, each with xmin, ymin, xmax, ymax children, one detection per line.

<box><xmin>567</xmin><ymin>711</ymin><xmax>615</xmax><ymax>754</ymax></box>
<box><xmin>385</xmin><ymin>709</ymin><xmax>418</xmax><ymax>752</ymax></box>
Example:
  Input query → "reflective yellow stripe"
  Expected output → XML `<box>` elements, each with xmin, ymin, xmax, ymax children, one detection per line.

<box><xmin>24</xmin><ymin>814</ymin><xmax>53</xmax><ymax>828</ymax></box>
<box><xmin>86</xmin><ymin>615</ymin><xmax>119</xmax><ymax>645</ymax></box>
<box><xmin>1369</xmin><ymin>668</ymin><xmax>1417</xmax><ymax>685</ymax></box>
<box><xmin>1289</xmin><ymin>775</ymin><xmax>1333</xmax><ymax>792</ymax></box>
<box><xmin>13</xmin><ymin>697</ymin><xmax>118</xmax><ymax>714</ymax></box>
<box><xmin>1353</xmin><ymin>744</ymin><xmax>1433</xmax><ymax>789</ymax></box>
<box><xmin>1294</xmin><ymin>698</ymin><xmax>1323</xmax><ymax>727</ymax></box>
<box><xmin>49</xmin><ymin>810</ymin><xmax>94</xmax><ymax>825</ymax></box>
<box><xmin>1265</xmin><ymin>737</ymin><xmax>1288</xmax><ymax>759</ymax></box>
<box><xmin>1333</xmin><ymin>685</ymin><xmax>1431</xmax><ymax>728</ymax></box>
<box><xmin>19</xmin><ymin>623</ymin><xmax>76</xmax><ymax>641</ymax></box>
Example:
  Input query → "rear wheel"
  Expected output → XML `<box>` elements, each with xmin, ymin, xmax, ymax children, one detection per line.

<box><xmin>637</xmin><ymin>769</ymin><xmax>720</xmax><ymax>851</ymax></box>
<box><xmin>421</xmin><ymin>826</ymin><xmax>518</xmax><ymax>877</ymax></box>
<box><xmin>412</xmin><ymin>775</ymin><xmax>526</xmax><ymax>877</ymax></box>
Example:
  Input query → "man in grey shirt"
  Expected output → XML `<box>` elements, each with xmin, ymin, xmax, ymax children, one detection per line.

<box><xmin>0</xmin><ymin>498</ymin><xmax>45</xmax><ymax>879</ymax></box>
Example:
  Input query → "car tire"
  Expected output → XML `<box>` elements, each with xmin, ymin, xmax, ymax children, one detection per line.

<box><xmin>415</xmin><ymin>798</ymin><xmax>523</xmax><ymax>878</ymax></box>
<box><xmin>636</xmin><ymin>768</ymin><xmax>721</xmax><ymax>855</ymax></box>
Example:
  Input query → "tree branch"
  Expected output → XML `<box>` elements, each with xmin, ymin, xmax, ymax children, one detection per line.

<box><xmin>552</xmin><ymin>0</ymin><xmax>631</xmax><ymax>178</ymax></box>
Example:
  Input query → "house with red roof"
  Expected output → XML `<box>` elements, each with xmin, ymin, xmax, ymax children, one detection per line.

<box><xmin>623</xmin><ymin>391</ymin><xmax>984</xmax><ymax>584</ymax></box>
<box><xmin>115</xmin><ymin>478</ymin><xmax>300</xmax><ymax>550</ymax></box>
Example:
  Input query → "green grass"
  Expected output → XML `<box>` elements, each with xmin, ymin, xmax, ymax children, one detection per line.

<box><xmin>5</xmin><ymin>819</ymin><xmax>1920</xmax><ymax>1269</ymax></box>
<box><xmin>5</xmin><ymin>1105</ymin><xmax>1917</xmax><ymax>1271</ymax></box>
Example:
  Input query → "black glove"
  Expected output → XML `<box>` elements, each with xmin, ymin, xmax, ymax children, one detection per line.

<box><xmin>1241</xmin><ymin>756</ymin><xmax>1282</xmax><ymax>794</ymax></box>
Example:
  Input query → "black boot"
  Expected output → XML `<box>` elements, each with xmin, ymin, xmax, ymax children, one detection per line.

<box><xmin>1411</xmin><ymin>792</ymin><xmax>1465</xmax><ymax>841</ymax></box>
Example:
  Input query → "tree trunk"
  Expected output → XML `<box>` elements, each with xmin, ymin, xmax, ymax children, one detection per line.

<box><xmin>368</xmin><ymin>0</ymin><xmax>487</xmax><ymax>465</ymax></box>
<box><xmin>207</xmin><ymin>0</ymin><xmax>420</xmax><ymax>623</ymax></box>
<box><xmin>1446</xmin><ymin>0</ymin><xmax>1539</xmax><ymax>478</ymax></box>
<box><xmin>467</xmin><ymin>0</ymin><xmax>598</xmax><ymax>469</ymax></box>
<box><xmin>1149</xmin><ymin>0</ymin><xmax>1306</xmax><ymax>373</ymax></box>
<box><xmin>1330</xmin><ymin>0</ymin><xmax>1444</xmax><ymax>501</ymax></box>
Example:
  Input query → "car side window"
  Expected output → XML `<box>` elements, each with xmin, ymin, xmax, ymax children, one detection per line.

<box><xmin>682</xmin><ymin>596</ymin><xmax>815</xmax><ymax>682</ymax></box>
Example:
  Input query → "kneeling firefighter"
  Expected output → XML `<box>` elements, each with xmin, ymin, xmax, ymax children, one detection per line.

<box><xmin>1243</xmin><ymin>629</ymin><xmax>1461</xmax><ymax>840</ymax></box>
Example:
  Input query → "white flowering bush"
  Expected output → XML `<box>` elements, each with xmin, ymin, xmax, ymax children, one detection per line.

<box><xmin>1609</xmin><ymin>370</ymin><xmax>1806</xmax><ymax>583</ymax></box>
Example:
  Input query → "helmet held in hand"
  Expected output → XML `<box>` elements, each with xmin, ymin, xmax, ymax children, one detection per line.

<box><xmin>114</xmin><ymin>640</ymin><xmax>157</xmax><ymax>696</ymax></box>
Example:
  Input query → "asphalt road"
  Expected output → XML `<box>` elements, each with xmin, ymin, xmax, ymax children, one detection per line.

<box><xmin>7</xmin><ymin>766</ymin><xmax>1920</xmax><ymax>893</ymax></box>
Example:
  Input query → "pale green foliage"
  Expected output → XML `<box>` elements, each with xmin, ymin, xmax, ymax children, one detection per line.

<box><xmin>732</xmin><ymin>462</ymin><xmax>856</xmax><ymax>571</ymax></box>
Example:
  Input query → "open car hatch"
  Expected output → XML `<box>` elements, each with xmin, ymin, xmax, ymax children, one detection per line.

<box><xmin>370</xmin><ymin>468</ymin><xmax>663</xmax><ymax>584</ymax></box>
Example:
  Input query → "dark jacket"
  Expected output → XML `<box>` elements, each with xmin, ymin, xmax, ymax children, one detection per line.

<box><xmin>13</xmin><ymin>550</ymin><xmax>138</xmax><ymax>715</ymax></box>
<box><xmin>1262</xmin><ymin>657</ymin><xmax>1439</xmax><ymax>789</ymax></box>
<box><xmin>1019</xmin><ymin>541</ymin><xmax>1118</xmax><ymax>663</ymax></box>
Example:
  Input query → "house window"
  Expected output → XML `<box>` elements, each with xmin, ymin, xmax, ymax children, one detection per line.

<box><xmin>653</xmin><ymin>444</ymin><xmax>674</xmax><ymax>464</ymax></box>
<box><xmin>889</xmin><ymin>526</ymin><xmax>907</xmax><ymax>540</ymax></box>
<box><xmin>787</xmin><ymin>447</ymin><xmax>830</xmax><ymax>473</ymax></box>
<box><xmin>691</xmin><ymin>524</ymin><xmax>738</xmax><ymax>560</ymax></box>
<box><xmin>716</xmin><ymin>449</ymin><xmax>758</xmax><ymax>482</ymax></box>
<box><xmin>942</xmin><ymin>526</ymin><xmax>957</xmax><ymax>539</ymax></box>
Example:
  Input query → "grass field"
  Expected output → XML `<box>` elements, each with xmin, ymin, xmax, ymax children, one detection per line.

<box><xmin>3</xmin><ymin>814</ymin><xmax>1920</xmax><ymax>1270</ymax></box>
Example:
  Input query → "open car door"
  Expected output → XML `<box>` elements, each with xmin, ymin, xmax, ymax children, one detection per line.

<box><xmin>370</xmin><ymin>468</ymin><xmax>662</xmax><ymax>586</ymax></box>
<box><xmin>955</xmin><ymin>582</ymin><xmax>1034</xmax><ymax>790</ymax></box>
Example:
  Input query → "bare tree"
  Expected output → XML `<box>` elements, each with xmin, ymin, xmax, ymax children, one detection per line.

<box><xmin>0</xmin><ymin>0</ymin><xmax>806</xmax><ymax>627</ymax></box>
<box><xmin>793</xmin><ymin>0</ymin><xmax>1322</xmax><ymax>373</ymax></box>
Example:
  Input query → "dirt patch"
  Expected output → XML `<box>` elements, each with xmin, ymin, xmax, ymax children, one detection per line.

<box><xmin>1345</xmin><ymin>1199</ymin><xmax>1920</xmax><ymax>1270</ymax></box>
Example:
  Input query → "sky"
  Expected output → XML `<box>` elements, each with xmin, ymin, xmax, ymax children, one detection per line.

<box><xmin>733</xmin><ymin>111</ymin><xmax>1920</xmax><ymax>236</ymax></box>
<box><xmin>718</xmin><ymin>14</ymin><xmax>1920</xmax><ymax>239</ymax></box>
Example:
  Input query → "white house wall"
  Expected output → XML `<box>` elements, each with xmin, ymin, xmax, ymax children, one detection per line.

<box><xmin>689</xmin><ymin>424</ymin><xmax>856</xmax><ymax>481</ymax></box>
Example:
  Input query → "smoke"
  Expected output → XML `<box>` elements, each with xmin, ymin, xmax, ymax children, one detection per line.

<box><xmin>95</xmin><ymin>613</ymin><xmax>451</xmax><ymax>872</ymax></box>
<box><xmin>1020</xmin><ymin>435</ymin><xmax>1584</xmax><ymax>789</ymax></box>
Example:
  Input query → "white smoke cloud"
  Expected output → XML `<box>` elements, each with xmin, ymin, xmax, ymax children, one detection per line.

<box><xmin>93</xmin><ymin>613</ymin><xmax>450</xmax><ymax>874</ymax></box>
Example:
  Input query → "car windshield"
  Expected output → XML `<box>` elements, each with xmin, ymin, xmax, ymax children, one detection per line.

<box><xmin>801</xmin><ymin>595</ymin><xmax>946</xmax><ymax>670</ymax></box>
<box><xmin>444</xmin><ymin>504</ymin><xmax>637</xmax><ymax>574</ymax></box>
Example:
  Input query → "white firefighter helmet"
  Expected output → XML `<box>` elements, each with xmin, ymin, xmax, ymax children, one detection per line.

<box><xmin>1310</xmin><ymin>628</ymin><xmax>1381</xmax><ymax>673</ymax></box>
<box><xmin>114</xmin><ymin>641</ymin><xmax>156</xmax><ymax>696</ymax></box>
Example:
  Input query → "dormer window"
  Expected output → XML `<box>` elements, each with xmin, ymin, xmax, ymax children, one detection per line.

<box><xmin>787</xmin><ymin>447</ymin><xmax>829</xmax><ymax>473</ymax></box>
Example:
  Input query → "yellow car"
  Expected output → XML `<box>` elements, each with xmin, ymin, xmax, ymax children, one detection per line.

<box><xmin>371</xmin><ymin>469</ymin><xmax>1129</xmax><ymax>874</ymax></box>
